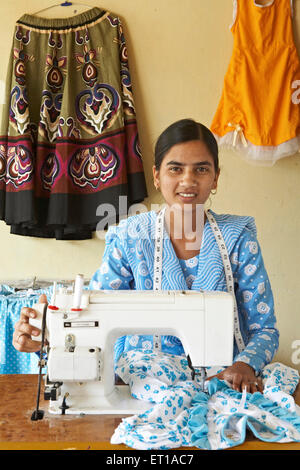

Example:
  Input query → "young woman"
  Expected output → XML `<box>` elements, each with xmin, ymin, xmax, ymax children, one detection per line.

<box><xmin>13</xmin><ymin>119</ymin><xmax>279</xmax><ymax>393</ymax></box>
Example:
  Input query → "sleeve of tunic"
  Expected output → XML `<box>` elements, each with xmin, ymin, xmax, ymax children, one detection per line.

<box><xmin>89</xmin><ymin>227</ymin><xmax>134</xmax><ymax>291</ymax></box>
<box><xmin>231</xmin><ymin>227</ymin><xmax>279</xmax><ymax>374</ymax></box>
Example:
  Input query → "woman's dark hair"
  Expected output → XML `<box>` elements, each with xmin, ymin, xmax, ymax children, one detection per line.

<box><xmin>154</xmin><ymin>119</ymin><xmax>219</xmax><ymax>173</ymax></box>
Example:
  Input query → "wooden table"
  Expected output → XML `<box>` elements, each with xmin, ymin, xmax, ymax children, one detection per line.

<box><xmin>1</xmin><ymin>374</ymin><xmax>300</xmax><ymax>451</ymax></box>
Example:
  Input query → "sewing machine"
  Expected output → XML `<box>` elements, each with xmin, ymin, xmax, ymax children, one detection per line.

<box><xmin>29</xmin><ymin>275</ymin><xmax>234</xmax><ymax>417</ymax></box>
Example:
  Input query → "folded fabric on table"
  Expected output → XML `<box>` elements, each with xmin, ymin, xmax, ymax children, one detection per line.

<box><xmin>111</xmin><ymin>351</ymin><xmax>300</xmax><ymax>450</ymax></box>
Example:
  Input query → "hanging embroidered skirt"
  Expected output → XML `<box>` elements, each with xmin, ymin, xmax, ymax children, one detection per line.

<box><xmin>0</xmin><ymin>7</ymin><xmax>147</xmax><ymax>239</ymax></box>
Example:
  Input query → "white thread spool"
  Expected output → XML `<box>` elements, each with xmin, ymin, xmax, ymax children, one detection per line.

<box><xmin>51</xmin><ymin>281</ymin><xmax>57</xmax><ymax>306</ymax></box>
<box><xmin>72</xmin><ymin>274</ymin><xmax>84</xmax><ymax>309</ymax></box>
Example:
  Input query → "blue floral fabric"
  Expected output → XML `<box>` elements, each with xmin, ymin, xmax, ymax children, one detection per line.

<box><xmin>178</xmin><ymin>256</ymin><xmax>199</xmax><ymax>288</ymax></box>
<box><xmin>90</xmin><ymin>210</ymin><xmax>279</xmax><ymax>372</ymax></box>
<box><xmin>0</xmin><ymin>284</ymin><xmax>52</xmax><ymax>373</ymax></box>
<box><xmin>111</xmin><ymin>356</ymin><xmax>300</xmax><ymax>450</ymax></box>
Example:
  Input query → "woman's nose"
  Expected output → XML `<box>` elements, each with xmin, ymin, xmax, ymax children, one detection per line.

<box><xmin>181</xmin><ymin>169</ymin><xmax>197</xmax><ymax>185</ymax></box>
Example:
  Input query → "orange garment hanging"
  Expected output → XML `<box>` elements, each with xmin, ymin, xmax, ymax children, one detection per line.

<box><xmin>210</xmin><ymin>0</ymin><xmax>300</xmax><ymax>166</ymax></box>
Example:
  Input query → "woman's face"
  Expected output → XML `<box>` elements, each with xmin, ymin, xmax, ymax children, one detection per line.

<box><xmin>153</xmin><ymin>140</ymin><xmax>220</xmax><ymax>211</ymax></box>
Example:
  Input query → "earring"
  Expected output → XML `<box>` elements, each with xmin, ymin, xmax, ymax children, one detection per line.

<box><xmin>210</xmin><ymin>189</ymin><xmax>217</xmax><ymax>195</ymax></box>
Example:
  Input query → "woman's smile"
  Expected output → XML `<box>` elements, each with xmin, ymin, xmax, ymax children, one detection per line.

<box><xmin>176</xmin><ymin>190</ymin><xmax>198</xmax><ymax>202</ymax></box>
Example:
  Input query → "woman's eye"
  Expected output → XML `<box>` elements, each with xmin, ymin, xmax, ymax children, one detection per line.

<box><xmin>196</xmin><ymin>167</ymin><xmax>208</xmax><ymax>173</ymax></box>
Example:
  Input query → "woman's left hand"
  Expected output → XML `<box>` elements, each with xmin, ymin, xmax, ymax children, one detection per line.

<box><xmin>207</xmin><ymin>361</ymin><xmax>263</xmax><ymax>393</ymax></box>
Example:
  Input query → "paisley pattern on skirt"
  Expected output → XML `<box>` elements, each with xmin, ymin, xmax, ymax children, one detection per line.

<box><xmin>68</xmin><ymin>144</ymin><xmax>119</xmax><ymax>189</ymax></box>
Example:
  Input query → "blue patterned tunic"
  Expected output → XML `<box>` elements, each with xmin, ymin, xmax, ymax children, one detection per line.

<box><xmin>90</xmin><ymin>210</ymin><xmax>279</xmax><ymax>373</ymax></box>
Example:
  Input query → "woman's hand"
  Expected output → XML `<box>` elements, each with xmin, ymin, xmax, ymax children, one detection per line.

<box><xmin>12</xmin><ymin>294</ymin><xmax>48</xmax><ymax>353</ymax></box>
<box><xmin>207</xmin><ymin>361</ymin><xmax>263</xmax><ymax>393</ymax></box>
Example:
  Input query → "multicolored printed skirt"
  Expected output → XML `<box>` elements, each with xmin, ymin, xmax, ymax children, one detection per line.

<box><xmin>0</xmin><ymin>8</ymin><xmax>147</xmax><ymax>239</ymax></box>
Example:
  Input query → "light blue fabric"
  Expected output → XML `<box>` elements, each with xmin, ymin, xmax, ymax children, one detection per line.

<box><xmin>190</xmin><ymin>372</ymin><xmax>300</xmax><ymax>449</ymax></box>
<box><xmin>111</xmin><ymin>350</ymin><xmax>200</xmax><ymax>449</ymax></box>
<box><xmin>111</xmin><ymin>355</ymin><xmax>300</xmax><ymax>450</ymax></box>
<box><xmin>90</xmin><ymin>210</ymin><xmax>279</xmax><ymax>373</ymax></box>
<box><xmin>178</xmin><ymin>256</ymin><xmax>199</xmax><ymax>288</ymax></box>
<box><xmin>0</xmin><ymin>285</ymin><xmax>52</xmax><ymax>373</ymax></box>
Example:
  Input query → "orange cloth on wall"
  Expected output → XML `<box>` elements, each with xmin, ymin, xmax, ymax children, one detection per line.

<box><xmin>210</xmin><ymin>0</ymin><xmax>300</xmax><ymax>165</ymax></box>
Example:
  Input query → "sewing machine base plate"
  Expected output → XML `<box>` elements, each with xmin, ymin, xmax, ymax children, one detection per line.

<box><xmin>49</xmin><ymin>385</ymin><xmax>153</xmax><ymax>415</ymax></box>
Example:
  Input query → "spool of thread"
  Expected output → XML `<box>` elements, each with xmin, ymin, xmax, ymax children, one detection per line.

<box><xmin>51</xmin><ymin>281</ymin><xmax>57</xmax><ymax>305</ymax></box>
<box><xmin>72</xmin><ymin>274</ymin><xmax>84</xmax><ymax>310</ymax></box>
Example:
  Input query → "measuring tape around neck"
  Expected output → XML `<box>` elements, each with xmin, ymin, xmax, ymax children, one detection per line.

<box><xmin>205</xmin><ymin>210</ymin><xmax>245</xmax><ymax>353</ymax></box>
<box><xmin>153</xmin><ymin>207</ymin><xmax>166</xmax><ymax>292</ymax></box>
<box><xmin>153</xmin><ymin>208</ymin><xmax>245</xmax><ymax>354</ymax></box>
<box><xmin>152</xmin><ymin>208</ymin><xmax>166</xmax><ymax>350</ymax></box>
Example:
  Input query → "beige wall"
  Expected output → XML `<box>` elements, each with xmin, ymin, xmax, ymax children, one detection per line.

<box><xmin>0</xmin><ymin>1</ymin><xmax>299</xmax><ymax>370</ymax></box>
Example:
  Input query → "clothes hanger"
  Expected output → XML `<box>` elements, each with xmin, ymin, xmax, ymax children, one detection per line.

<box><xmin>32</xmin><ymin>2</ymin><xmax>94</xmax><ymax>16</ymax></box>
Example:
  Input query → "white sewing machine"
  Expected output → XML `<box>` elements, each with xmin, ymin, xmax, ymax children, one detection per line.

<box><xmin>30</xmin><ymin>275</ymin><xmax>234</xmax><ymax>417</ymax></box>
